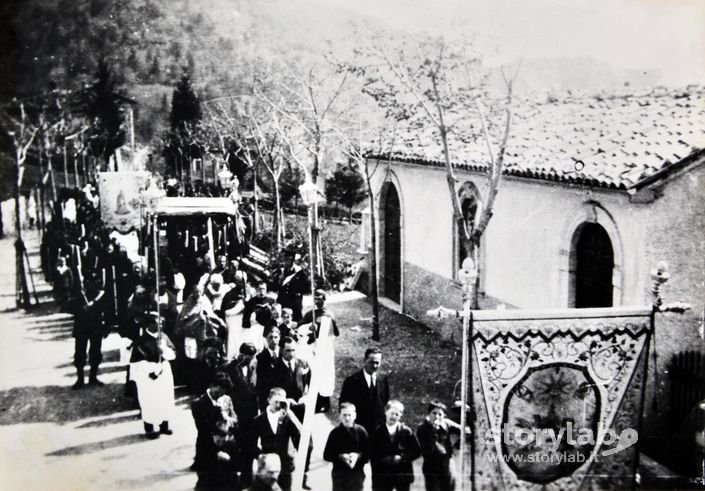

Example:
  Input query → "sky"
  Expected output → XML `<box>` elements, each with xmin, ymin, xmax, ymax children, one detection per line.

<box><xmin>310</xmin><ymin>0</ymin><xmax>705</xmax><ymax>86</ymax></box>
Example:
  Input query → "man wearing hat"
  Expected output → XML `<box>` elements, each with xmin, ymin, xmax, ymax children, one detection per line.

<box><xmin>222</xmin><ymin>342</ymin><xmax>259</xmax><ymax>486</ymax></box>
<box><xmin>298</xmin><ymin>289</ymin><xmax>339</xmax><ymax>413</ymax></box>
<box><xmin>276</xmin><ymin>254</ymin><xmax>309</xmax><ymax>322</ymax></box>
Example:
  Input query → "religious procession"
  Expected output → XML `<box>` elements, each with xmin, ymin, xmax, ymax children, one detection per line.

<box><xmin>2</xmin><ymin>1</ymin><xmax>705</xmax><ymax>491</ymax></box>
<box><xmin>13</xmin><ymin>166</ymin><xmax>465</xmax><ymax>491</ymax></box>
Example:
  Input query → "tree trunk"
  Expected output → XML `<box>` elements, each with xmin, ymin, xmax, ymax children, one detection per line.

<box><xmin>273</xmin><ymin>179</ymin><xmax>282</xmax><ymax>252</ymax></box>
<box><xmin>14</xmin><ymin>151</ymin><xmax>29</xmax><ymax>309</ymax></box>
<box><xmin>38</xmin><ymin>148</ymin><xmax>46</xmax><ymax>233</ymax></box>
<box><xmin>252</xmin><ymin>161</ymin><xmax>260</xmax><ymax>237</ymax></box>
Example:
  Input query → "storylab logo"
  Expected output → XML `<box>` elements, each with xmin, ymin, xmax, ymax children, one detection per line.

<box><xmin>484</xmin><ymin>422</ymin><xmax>639</xmax><ymax>458</ymax></box>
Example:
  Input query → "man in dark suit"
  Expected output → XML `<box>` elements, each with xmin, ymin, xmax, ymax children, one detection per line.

<box><xmin>323</xmin><ymin>402</ymin><xmax>369</xmax><ymax>491</ymax></box>
<box><xmin>242</xmin><ymin>282</ymin><xmax>275</xmax><ymax>328</ymax></box>
<box><xmin>71</xmin><ymin>270</ymin><xmax>107</xmax><ymax>389</ymax></box>
<box><xmin>251</xmin><ymin>387</ymin><xmax>302</xmax><ymax>491</ymax></box>
<box><xmin>190</xmin><ymin>373</ymin><xmax>234</xmax><ymax>476</ymax></box>
<box><xmin>256</xmin><ymin>326</ymin><xmax>281</xmax><ymax>411</ymax></box>
<box><xmin>222</xmin><ymin>342</ymin><xmax>259</xmax><ymax>487</ymax></box>
<box><xmin>370</xmin><ymin>400</ymin><xmax>421</xmax><ymax>491</ymax></box>
<box><xmin>274</xmin><ymin>336</ymin><xmax>314</xmax><ymax>489</ymax></box>
<box><xmin>274</xmin><ymin>337</ymin><xmax>311</xmax><ymax>410</ymax></box>
<box><xmin>339</xmin><ymin>347</ymin><xmax>390</xmax><ymax>435</ymax></box>
<box><xmin>276</xmin><ymin>254</ymin><xmax>309</xmax><ymax>321</ymax></box>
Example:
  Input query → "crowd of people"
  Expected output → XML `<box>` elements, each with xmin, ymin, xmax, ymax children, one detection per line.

<box><xmin>38</xmin><ymin>182</ymin><xmax>467</xmax><ymax>491</ymax></box>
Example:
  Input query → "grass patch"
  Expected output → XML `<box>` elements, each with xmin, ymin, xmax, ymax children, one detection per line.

<box><xmin>327</xmin><ymin>297</ymin><xmax>462</xmax><ymax>427</ymax></box>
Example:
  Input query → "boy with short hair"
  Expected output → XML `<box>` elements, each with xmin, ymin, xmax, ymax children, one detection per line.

<box><xmin>416</xmin><ymin>401</ymin><xmax>462</xmax><ymax>491</ymax></box>
<box><xmin>370</xmin><ymin>400</ymin><xmax>421</xmax><ymax>491</ymax></box>
<box><xmin>323</xmin><ymin>402</ymin><xmax>369</xmax><ymax>491</ymax></box>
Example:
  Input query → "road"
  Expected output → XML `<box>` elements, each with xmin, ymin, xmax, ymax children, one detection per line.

<box><xmin>0</xmin><ymin>229</ymin><xmax>337</xmax><ymax>491</ymax></box>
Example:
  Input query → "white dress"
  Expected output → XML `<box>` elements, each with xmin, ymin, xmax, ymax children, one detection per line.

<box><xmin>241</xmin><ymin>316</ymin><xmax>265</xmax><ymax>352</ymax></box>
<box><xmin>130</xmin><ymin>336</ymin><xmax>176</xmax><ymax>426</ymax></box>
<box><xmin>314</xmin><ymin>316</ymin><xmax>336</xmax><ymax>398</ymax></box>
<box><xmin>224</xmin><ymin>299</ymin><xmax>245</xmax><ymax>358</ymax></box>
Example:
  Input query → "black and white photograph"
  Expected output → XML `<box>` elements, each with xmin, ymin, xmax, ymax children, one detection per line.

<box><xmin>0</xmin><ymin>0</ymin><xmax>703</xmax><ymax>490</ymax></box>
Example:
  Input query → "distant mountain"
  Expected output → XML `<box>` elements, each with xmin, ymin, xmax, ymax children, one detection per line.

<box><xmin>489</xmin><ymin>57</ymin><xmax>662</xmax><ymax>93</ymax></box>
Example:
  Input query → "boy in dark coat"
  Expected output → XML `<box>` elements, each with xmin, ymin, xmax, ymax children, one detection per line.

<box><xmin>370</xmin><ymin>400</ymin><xmax>421</xmax><ymax>491</ymax></box>
<box><xmin>323</xmin><ymin>402</ymin><xmax>369</xmax><ymax>491</ymax></box>
<box><xmin>416</xmin><ymin>401</ymin><xmax>462</xmax><ymax>491</ymax></box>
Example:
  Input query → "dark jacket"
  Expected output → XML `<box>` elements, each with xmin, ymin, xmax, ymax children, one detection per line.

<box><xmin>129</xmin><ymin>332</ymin><xmax>175</xmax><ymax>364</ymax></box>
<box><xmin>72</xmin><ymin>275</ymin><xmax>105</xmax><ymax>336</ymax></box>
<box><xmin>223</xmin><ymin>357</ymin><xmax>259</xmax><ymax>426</ymax></box>
<box><xmin>191</xmin><ymin>391</ymin><xmax>225</xmax><ymax>470</ymax></box>
<box><xmin>276</xmin><ymin>268</ymin><xmax>308</xmax><ymax>321</ymax></box>
<box><xmin>256</xmin><ymin>348</ymin><xmax>280</xmax><ymax>410</ymax></box>
<box><xmin>339</xmin><ymin>370</ymin><xmax>390</xmax><ymax>435</ymax></box>
<box><xmin>323</xmin><ymin>423</ymin><xmax>369</xmax><ymax>474</ymax></box>
<box><xmin>251</xmin><ymin>410</ymin><xmax>300</xmax><ymax>469</ymax></box>
<box><xmin>273</xmin><ymin>357</ymin><xmax>311</xmax><ymax>402</ymax></box>
<box><xmin>299</xmin><ymin>307</ymin><xmax>339</xmax><ymax>344</ymax></box>
<box><xmin>370</xmin><ymin>423</ymin><xmax>421</xmax><ymax>487</ymax></box>
<box><xmin>416</xmin><ymin>419</ymin><xmax>458</xmax><ymax>476</ymax></box>
<box><xmin>242</xmin><ymin>295</ymin><xmax>275</xmax><ymax>328</ymax></box>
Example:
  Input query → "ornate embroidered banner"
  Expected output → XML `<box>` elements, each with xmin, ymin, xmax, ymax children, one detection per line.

<box><xmin>97</xmin><ymin>171</ymin><xmax>167</xmax><ymax>233</ymax></box>
<box><xmin>468</xmin><ymin>307</ymin><xmax>652</xmax><ymax>490</ymax></box>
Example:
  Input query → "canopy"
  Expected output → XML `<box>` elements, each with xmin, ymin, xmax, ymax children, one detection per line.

<box><xmin>153</xmin><ymin>197</ymin><xmax>238</xmax><ymax>217</ymax></box>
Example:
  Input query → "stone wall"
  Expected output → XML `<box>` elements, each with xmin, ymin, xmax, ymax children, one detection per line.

<box><xmin>403</xmin><ymin>261</ymin><xmax>464</xmax><ymax>342</ymax></box>
<box><xmin>639</xmin><ymin>163</ymin><xmax>705</xmax><ymax>468</ymax></box>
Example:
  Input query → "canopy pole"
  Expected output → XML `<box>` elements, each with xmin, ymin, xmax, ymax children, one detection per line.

<box><xmin>153</xmin><ymin>214</ymin><xmax>162</xmax><ymax>357</ymax></box>
<box><xmin>207</xmin><ymin>217</ymin><xmax>215</xmax><ymax>270</ymax></box>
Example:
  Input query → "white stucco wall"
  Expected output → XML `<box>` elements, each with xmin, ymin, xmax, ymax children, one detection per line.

<box><xmin>370</xmin><ymin>163</ymin><xmax>455</xmax><ymax>278</ymax></box>
<box><xmin>369</xmin><ymin>158</ymin><xmax>700</xmax><ymax>311</ymax></box>
<box><xmin>369</xmin><ymin>158</ymin><xmax>705</xmax><ymax>466</ymax></box>
<box><xmin>478</xmin><ymin>175</ymin><xmax>646</xmax><ymax>309</ymax></box>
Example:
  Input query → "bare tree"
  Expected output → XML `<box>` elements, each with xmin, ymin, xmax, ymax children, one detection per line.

<box><xmin>0</xmin><ymin>102</ymin><xmax>39</xmax><ymax>308</ymax></box>
<box><xmin>334</xmin><ymin>118</ymin><xmax>398</xmax><ymax>340</ymax></box>
<box><xmin>254</xmin><ymin>64</ymin><xmax>350</xmax><ymax>280</ymax></box>
<box><xmin>356</xmin><ymin>35</ymin><xmax>517</xmax><ymax>307</ymax></box>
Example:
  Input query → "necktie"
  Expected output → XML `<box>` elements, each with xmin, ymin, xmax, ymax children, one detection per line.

<box><xmin>290</xmin><ymin>361</ymin><xmax>296</xmax><ymax>377</ymax></box>
<box><xmin>369</xmin><ymin>376</ymin><xmax>376</xmax><ymax>400</ymax></box>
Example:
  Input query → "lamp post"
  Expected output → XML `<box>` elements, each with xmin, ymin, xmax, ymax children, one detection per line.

<box><xmin>426</xmin><ymin>257</ymin><xmax>477</xmax><ymax>491</ymax></box>
<box><xmin>457</xmin><ymin>257</ymin><xmax>477</xmax><ymax>491</ymax></box>
<box><xmin>299</xmin><ymin>179</ymin><xmax>318</xmax><ymax>325</ymax></box>
<box><xmin>217</xmin><ymin>164</ymin><xmax>233</xmax><ymax>197</ymax></box>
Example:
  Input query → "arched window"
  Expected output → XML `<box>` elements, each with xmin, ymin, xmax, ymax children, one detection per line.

<box><xmin>458</xmin><ymin>197</ymin><xmax>479</xmax><ymax>267</ymax></box>
<box><xmin>455</xmin><ymin>182</ymin><xmax>482</xmax><ymax>278</ymax></box>
<box><xmin>561</xmin><ymin>201</ymin><xmax>623</xmax><ymax>308</ymax></box>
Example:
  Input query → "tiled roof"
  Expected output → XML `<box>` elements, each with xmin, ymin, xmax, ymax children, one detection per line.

<box><xmin>372</xmin><ymin>86</ymin><xmax>705</xmax><ymax>190</ymax></box>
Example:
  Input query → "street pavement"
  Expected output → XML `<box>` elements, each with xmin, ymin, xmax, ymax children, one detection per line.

<box><xmin>0</xmin><ymin>229</ymin><xmax>341</xmax><ymax>491</ymax></box>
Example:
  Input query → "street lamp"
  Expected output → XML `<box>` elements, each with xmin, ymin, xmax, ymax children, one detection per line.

<box><xmin>290</xmin><ymin>178</ymin><xmax>319</xmax><ymax>491</ymax></box>
<box><xmin>217</xmin><ymin>164</ymin><xmax>233</xmax><ymax>196</ymax></box>
<box><xmin>298</xmin><ymin>179</ymin><xmax>317</xmax><ymax>207</ymax></box>
<box><xmin>299</xmin><ymin>179</ymin><xmax>318</xmax><ymax>318</ymax></box>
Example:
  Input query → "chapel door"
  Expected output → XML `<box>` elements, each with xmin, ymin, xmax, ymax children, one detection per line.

<box><xmin>575</xmin><ymin>223</ymin><xmax>614</xmax><ymax>308</ymax></box>
<box><xmin>383</xmin><ymin>185</ymin><xmax>401</xmax><ymax>303</ymax></box>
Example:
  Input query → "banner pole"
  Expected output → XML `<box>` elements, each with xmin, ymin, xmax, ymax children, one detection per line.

<box><xmin>459</xmin><ymin>284</ymin><xmax>470</xmax><ymax>491</ymax></box>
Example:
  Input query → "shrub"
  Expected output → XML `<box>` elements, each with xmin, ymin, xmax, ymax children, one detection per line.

<box><xmin>257</xmin><ymin>219</ymin><xmax>355</xmax><ymax>291</ymax></box>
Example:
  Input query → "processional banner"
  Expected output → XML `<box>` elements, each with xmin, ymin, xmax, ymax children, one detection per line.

<box><xmin>468</xmin><ymin>306</ymin><xmax>652</xmax><ymax>491</ymax></box>
<box><xmin>98</xmin><ymin>172</ymin><xmax>149</xmax><ymax>233</ymax></box>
